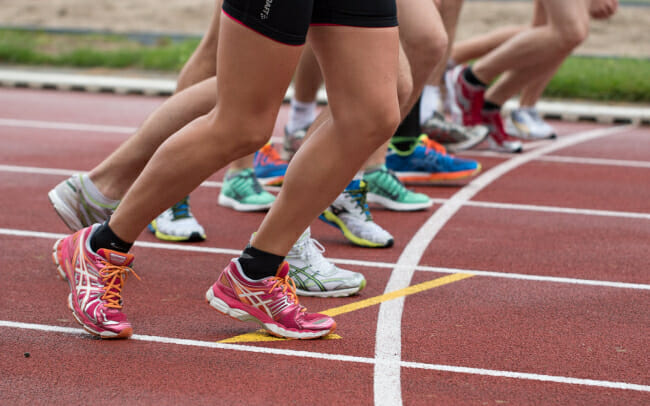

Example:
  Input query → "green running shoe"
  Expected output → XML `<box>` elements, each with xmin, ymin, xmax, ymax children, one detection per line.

<box><xmin>218</xmin><ymin>168</ymin><xmax>275</xmax><ymax>212</ymax></box>
<box><xmin>363</xmin><ymin>165</ymin><xmax>432</xmax><ymax>211</ymax></box>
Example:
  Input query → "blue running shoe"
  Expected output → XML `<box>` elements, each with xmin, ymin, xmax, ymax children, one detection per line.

<box><xmin>319</xmin><ymin>179</ymin><xmax>394</xmax><ymax>248</ymax></box>
<box><xmin>386</xmin><ymin>135</ymin><xmax>481</xmax><ymax>183</ymax></box>
<box><xmin>254</xmin><ymin>143</ymin><xmax>288</xmax><ymax>186</ymax></box>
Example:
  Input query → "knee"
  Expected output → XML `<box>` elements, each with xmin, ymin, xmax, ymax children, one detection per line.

<box><xmin>349</xmin><ymin>99</ymin><xmax>401</xmax><ymax>147</ymax></box>
<box><xmin>405</xmin><ymin>28</ymin><xmax>448</xmax><ymax>77</ymax></box>
<box><xmin>205</xmin><ymin>109</ymin><xmax>274</xmax><ymax>155</ymax></box>
<box><xmin>553</xmin><ymin>21</ymin><xmax>589</xmax><ymax>52</ymax></box>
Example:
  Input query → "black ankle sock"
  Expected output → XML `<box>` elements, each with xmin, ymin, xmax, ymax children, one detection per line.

<box><xmin>238</xmin><ymin>245</ymin><xmax>285</xmax><ymax>280</ymax></box>
<box><xmin>463</xmin><ymin>66</ymin><xmax>487</xmax><ymax>88</ymax></box>
<box><xmin>391</xmin><ymin>97</ymin><xmax>421</xmax><ymax>152</ymax></box>
<box><xmin>90</xmin><ymin>220</ymin><xmax>133</xmax><ymax>253</ymax></box>
<box><xmin>482</xmin><ymin>99</ymin><xmax>501</xmax><ymax>112</ymax></box>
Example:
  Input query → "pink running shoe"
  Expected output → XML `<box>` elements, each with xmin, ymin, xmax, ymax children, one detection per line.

<box><xmin>481</xmin><ymin>109</ymin><xmax>523</xmax><ymax>153</ymax></box>
<box><xmin>446</xmin><ymin>65</ymin><xmax>485</xmax><ymax>127</ymax></box>
<box><xmin>206</xmin><ymin>259</ymin><xmax>336</xmax><ymax>339</ymax></box>
<box><xmin>52</xmin><ymin>225</ymin><xmax>139</xmax><ymax>339</ymax></box>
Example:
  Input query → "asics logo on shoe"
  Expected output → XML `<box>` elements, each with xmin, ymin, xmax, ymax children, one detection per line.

<box><xmin>229</xmin><ymin>276</ymin><xmax>293</xmax><ymax>319</ymax></box>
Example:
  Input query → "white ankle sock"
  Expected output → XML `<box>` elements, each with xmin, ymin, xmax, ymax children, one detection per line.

<box><xmin>419</xmin><ymin>85</ymin><xmax>441</xmax><ymax>126</ymax></box>
<box><xmin>287</xmin><ymin>98</ymin><xmax>316</xmax><ymax>133</ymax></box>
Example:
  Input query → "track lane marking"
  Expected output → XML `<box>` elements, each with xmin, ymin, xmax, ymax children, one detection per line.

<box><xmin>1</xmin><ymin>227</ymin><xmax>648</xmax><ymax>290</ymax></box>
<box><xmin>374</xmin><ymin>125</ymin><xmax>636</xmax><ymax>405</ymax></box>
<box><xmin>218</xmin><ymin>273</ymin><xmax>474</xmax><ymax>343</ymax></box>
<box><xmin>1</xmin><ymin>319</ymin><xmax>649</xmax><ymax>393</ymax></box>
<box><xmin>2</xmin><ymin>164</ymin><xmax>649</xmax><ymax>220</ymax></box>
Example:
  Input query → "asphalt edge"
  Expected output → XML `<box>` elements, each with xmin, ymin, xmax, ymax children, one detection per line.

<box><xmin>1</xmin><ymin>68</ymin><xmax>648</xmax><ymax>125</ymax></box>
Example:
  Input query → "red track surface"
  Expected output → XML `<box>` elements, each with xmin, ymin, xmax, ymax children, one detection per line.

<box><xmin>1</xmin><ymin>88</ymin><xmax>649</xmax><ymax>405</ymax></box>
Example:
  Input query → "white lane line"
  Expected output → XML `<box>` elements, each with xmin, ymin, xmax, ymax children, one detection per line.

<box><xmin>373</xmin><ymin>125</ymin><xmax>635</xmax><ymax>405</ymax></box>
<box><xmin>441</xmin><ymin>200</ymin><xmax>650</xmax><ymax>220</ymax></box>
<box><xmin>2</xmin><ymin>320</ymin><xmax>648</xmax><ymax>393</ymax></box>
<box><xmin>2</xmin><ymin>227</ymin><xmax>649</xmax><ymax>290</ymax></box>
<box><xmin>2</xmin><ymin>118</ymin><xmax>648</xmax><ymax>169</ymax></box>
<box><xmin>0</xmin><ymin>118</ymin><xmax>135</xmax><ymax>134</ymax></box>
<box><xmin>2</xmin><ymin>164</ymin><xmax>648</xmax><ymax>220</ymax></box>
<box><xmin>0</xmin><ymin>165</ymin><xmax>223</xmax><ymax>188</ymax></box>
<box><xmin>537</xmin><ymin>155</ymin><xmax>650</xmax><ymax>168</ymax></box>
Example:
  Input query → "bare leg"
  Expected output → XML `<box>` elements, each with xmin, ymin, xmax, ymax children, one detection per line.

<box><xmin>473</xmin><ymin>0</ymin><xmax>590</xmax><ymax>85</ymax></box>
<box><xmin>252</xmin><ymin>25</ymin><xmax>401</xmax><ymax>255</ymax></box>
<box><xmin>451</xmin><ymin>25</ymin><xmax>524</xmax><ymax>66</ymax></box>
<box><xmin>484</xmin><ymin>0</ymin><xmax>591</xmax><ymax>104</ymax></box>
<box><xmin>109</xmin><ymin>16</ymin><xmax>304</xmax><ymax>242</ymax></box>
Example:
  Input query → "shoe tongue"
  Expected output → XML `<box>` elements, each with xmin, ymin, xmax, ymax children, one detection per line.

<box><xmin>346</xmin><ymin>179</ymin><xmax>362</xmax><ymax>190</ymax></box>
<box><xmin>275</xmin><ymin>261</ymin><xmax>290</xmax><ymax>278</ymax></box>
<box><xmin>97</xmin><ymin>249</ymin><xmax>134</xmax><ymax>267</ymax></box>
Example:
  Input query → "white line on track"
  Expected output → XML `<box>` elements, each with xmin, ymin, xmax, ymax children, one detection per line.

<box><xmin>0</xmin><ymin>118</ymin><xmax>135</xmax><ymax>134</ymax></box>
<box><xmin>2</xmin><ymin>226</ymin><xmax>648</xmax><ymax>290</ymax></box>
<box><xmin>374</xmin><ymin>125</ymin><xmax>636</xmax><ymax>405</ymax></box>
<box><xmin>2</xmin><ymin>164</ymin><xmax>649</xmax><ymax>220</ymax></box>
<box><xmin>1</xmin><ymin>320</ymin><xmax>648</xmax><ymax>393</ymax></box>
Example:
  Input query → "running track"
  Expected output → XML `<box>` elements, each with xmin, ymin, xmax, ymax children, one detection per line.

<box><xmin>1</xmin><ymin>88</ymin><xmax>649</xmax><ymax>405</ymax></box>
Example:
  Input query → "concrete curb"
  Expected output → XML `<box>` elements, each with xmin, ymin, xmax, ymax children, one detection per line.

<box><xmin>1</xmin><ymin>68</ymin><xmax>648</xmax><ymax>125</ymax></box>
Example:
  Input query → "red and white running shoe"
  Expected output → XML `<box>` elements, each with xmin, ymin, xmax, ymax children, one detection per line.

<box><xmin>52</xmin><ymin>225</ymin><xmax>139</xmax><ymax>338</ymax></box>
<box><xmin>206</xmin><ymin>259</ymin><xmax>336</xmax><ymax>339</ymax></box>
<box><xmin>481</xmin><ymin>109</ymin><xmax>523</xmax><ymax>153</ymax></box>
<box><xmin>445</xmin><ymin>65</ymin><xmax>485</xmax><ymax>127</ymax></box>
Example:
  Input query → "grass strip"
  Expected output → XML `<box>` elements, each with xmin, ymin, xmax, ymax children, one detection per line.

<box><xmin>0</xmin><ymin>28</ymin><xmax>648</xmax><ymax>103</ymax></box>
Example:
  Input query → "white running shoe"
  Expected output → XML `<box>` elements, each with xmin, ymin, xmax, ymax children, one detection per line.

<box><xmin>506</xmin><ymin>107</ymin><xmax>557</xmax><ymax>140</ymax></box>
<box><xmin>319</xmin><ymin>179</ymin><xmax>394</xmax><ymax>248</ymax></box>
<box><xmin>48</xmin><ymin>174</ymin><xmax>117</xmax><ymax>231</ymax></box>
<box><xmin>287</xmin><ymin>228</ymin><xmax>366</xmax><ymax>297</ymax></box>
<box><xmin>148</xmin><ymin>196</ymin><xmax>206</xmax><ymax>242</ymax></box>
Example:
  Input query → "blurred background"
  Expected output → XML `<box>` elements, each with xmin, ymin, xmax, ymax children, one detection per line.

<box><xmin>0</xmin><ymin>0</ymin><xmax>648</xmax><ymax>103</ymax></box>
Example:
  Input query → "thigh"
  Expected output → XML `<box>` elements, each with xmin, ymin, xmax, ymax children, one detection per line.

<box><xmin>309</xmin><ymin>25</ymin><xmax>400</xmax><ymax>122</ymax></box>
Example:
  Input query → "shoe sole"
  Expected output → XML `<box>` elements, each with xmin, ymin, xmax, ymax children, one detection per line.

<box><xmin>217</xmin><ymin>194</ymin><xmax>273</xmax><ymax>212</ymax></box>
<box><xmin>394</xmin><ymin>164</ymin><xmax>482</xmax><ymax>184</ymax></box>
<box><xmin>366</xmin><ymin>193</ymin><xmax>433</xmax><ymax>212</ymax></box>
<box><xmin>295</xmin><ymin>277</ymin><xmax>366</xmax><ymax>298</ymax></box>
<box><xmin>205</xmin><ymin>287</ymin><xmax>335</xmax><ymax>339</ymax></box>
<box><xmin>442</xmin><ymin>127</ymin><xmax>490</xmax><ymax>153</ymax></box>
<box><xmin>48</xmin><ymin>188</ymin><xmax>84</xmax><ymax>231</ymax></box>
<box><xmin>319</xmin><ymin>211</ymin><xmax>394</xmax><ymax>248</ymax></box>
<box><xmin>147</xmin><ymin>221</ymin><xmax>206</xmax><ymax>242</ymax></box>
<box><xmin>256</xmin><ymin>176</ymin><xmax>284</xmax><ymax>187</ymax></box>
<box><xmin>52</xmin><ymin>238</ymin><xmax>132</xmax><ymax>339</ymax></box>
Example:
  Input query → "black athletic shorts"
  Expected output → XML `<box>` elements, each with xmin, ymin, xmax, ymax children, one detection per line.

<box><xmin>222</xmin><ymin>0</ymin><xmax>398</xmax><ymax>46</ymax></box>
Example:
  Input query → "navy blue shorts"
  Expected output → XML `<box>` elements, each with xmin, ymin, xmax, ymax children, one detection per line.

<box><xmin>222</xmin><ymin>0</ymin><xmax>398</xmax><ymax>46</ymax></box>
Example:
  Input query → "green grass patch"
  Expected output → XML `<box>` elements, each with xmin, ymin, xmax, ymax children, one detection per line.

<box><xmin>0</xmin><ymin>28</ymin><xmax>648</xmax><ymax>103</ymax></box>
<box><xmin>545</xmin><ymin>56</ymin><xmax>650</xmax><ymax>103</ymax></box>
<box><xmin>0</xmin><ymin>29</ymin><xmax>199</xmax><ymax>71</ymax></box>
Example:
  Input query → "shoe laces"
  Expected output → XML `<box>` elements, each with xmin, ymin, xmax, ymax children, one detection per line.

<box><xmin>344</xmin><ymin>181</ymin><xmax>372</xmax><ymax>221</ymax></box>
<box><xmin>258</xmin><ymin>143</ymin><xmax>286</xmax><ymax>166</ymax></box>
<box><xmin>372</xmin><ymin>167</ymin><xmax>409</xmax><ymax>199</ymax></box>
<box><xmin>98</xmin><ymin>261</ymin><xmax>140</xmax><ymax>309</ymax></box>
<box><xmin>230</xmin><ymin>169</ymin><xmax>264</xmax><ymax>195</ymax></box>
<box><xmin>268</xmin><ymin>272</ymin><xmax>304</xmax><ymax>312</ymax></box>
<box><xmin>300</xmin><ymin>237</ymin><xmax>334</xmax><ymax>275</ymax></box>
<box><xmin>419</xmin><ymin>135</ymin><xmax>449</xmax><ymax>156</ymax></box>
<box><xmin>170</xmin><ymin>196</ymin><xmax>191</xmax><ymax>220</ymax></box>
